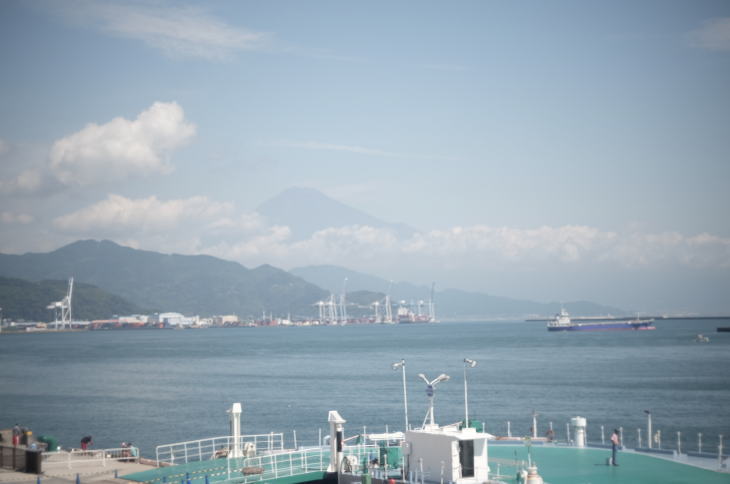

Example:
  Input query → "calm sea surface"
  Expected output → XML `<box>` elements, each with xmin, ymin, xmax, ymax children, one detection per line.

<box><xmin>1</xmin><ymin>320</ymin><xmax>729</xmax><ymax>457</ymax></box>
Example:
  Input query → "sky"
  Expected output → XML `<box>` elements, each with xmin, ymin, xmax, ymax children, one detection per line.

<box><xmin>1</xmin><ymin>0</ymin><xmax>729</xmax><ymax>313</ymax></box>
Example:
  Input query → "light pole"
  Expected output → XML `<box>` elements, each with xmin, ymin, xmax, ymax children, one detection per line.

<box><xmin>463</xmin><ymin>358</ymin><xmax>477</xmax><ymax>427</ymax></box>
<box><xmin>392</xmin><ymin>359</ymin><xmax>409</xmax><ymax>431</ymax></box>
<box><xmin>418</xmin><ymin>373</ymin><xmax>450</xmax><ymax>427</ymax></box>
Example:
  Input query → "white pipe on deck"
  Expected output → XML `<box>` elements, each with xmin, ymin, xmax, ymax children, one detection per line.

<box><xmin>229</xmin><ymin>403</ymin><xmax>242</xmax><ymax>458</ymax></box>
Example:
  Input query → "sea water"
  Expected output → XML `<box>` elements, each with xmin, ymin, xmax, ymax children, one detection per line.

<box><xmin>1</xmin><ymin>319</ymin><xmax>728</xmax><ymax>457</ymax></box>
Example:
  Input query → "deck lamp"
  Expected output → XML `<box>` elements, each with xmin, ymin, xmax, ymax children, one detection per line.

<box><xmin>418</xmin><ymin>373</ymin><xmax>449</xmax><ymax>427</ymax></box>
<box><xmin>392</xmin><ymin>359</ymin><xmax>409</xmax><ymax>431</ymax></box>
<box><xmin>463</xmin><ymin>358</ymin><xmax>477</xmax><ymax>428</ymax></box>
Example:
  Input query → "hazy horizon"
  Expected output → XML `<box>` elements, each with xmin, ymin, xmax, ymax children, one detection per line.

<box><xmin>1</xmin><ymin>1</ymin><xmax>728</xmax><ymax>313</ymax></box>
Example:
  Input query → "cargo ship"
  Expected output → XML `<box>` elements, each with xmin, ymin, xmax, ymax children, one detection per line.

<box><xmin>547</xmin><ymin>308</ymin><xmax>655</xmax><ymax>331</ymax></box>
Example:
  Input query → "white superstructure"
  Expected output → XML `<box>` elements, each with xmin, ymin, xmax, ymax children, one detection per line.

<box><xmin>547</xmin><ymin>308</ymin><xmax>571</xmax><ymax>329</ymax></box>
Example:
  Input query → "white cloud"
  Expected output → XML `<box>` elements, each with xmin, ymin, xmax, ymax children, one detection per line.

<box><xmin>49</xmin><ymin>101</ymin><xmax>195</xmax><ymax>185</ymax></box>
<box><xmin>688</xmin><ymin>17</ymin><xmax>730</xmax><ymax>51</ymax></box>
<box><xmin>53</xmin><ymin>194</ymin><xmax>232</xmax><ymax>233</ymax></box>
<box><xmin>0</xmin><ymin>169</ymin><xmax>44</xmax><ymax>194</ymax></box>
<box><xmin>204</xmin><ymin>222</ymin><xmax>730</xmax><ymax>274</ymax></box>
<box><xmin>400</xmin><ymin>225</ymin><xmax>615</xmax><ymax>263</ymax></box>
<box><xmin>0</xmin><ymin>212</ymin><xmax>34</xmax><ymax>224</ymax></box>
<box><xmin>56</xmin><ymin>1</ymin><xmax>270</xmax><ymax>60</ymax></box>
<box><xmin>0</xmin><ymin>140</ymin><xmax>46</xmax><ymax>194</ymax></box>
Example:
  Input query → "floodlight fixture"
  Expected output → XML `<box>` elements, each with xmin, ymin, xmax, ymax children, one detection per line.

<box><xmin>463</xmin><ymin>358</ymin><xmax>477</xmax><ymax>426</ymax></box>
<box><xmin>419</xmin><ymin>372</ymin><xmax>450</xmax><ymax>427</ymax></box>
<box><xmin>392</xmin><ymin>359</ymin><xmax>409</xmax><ymax>431</ymax></box>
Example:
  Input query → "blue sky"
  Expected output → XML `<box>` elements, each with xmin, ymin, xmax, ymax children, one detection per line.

<box><xmin>1</xmin><ymin>0</ymin><xmax>729</xmax><ymax>313</ymax></box>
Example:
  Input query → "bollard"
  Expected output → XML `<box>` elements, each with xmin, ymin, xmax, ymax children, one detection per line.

<box><xmin>637</xmin><ymin>428</ymin><xmax>642</xmax><ymax>449</ymax></box>
<box><xmin>601</xmin><ymin>425</ymin><xmax>605</xmax><ymax>445</ymax></box>
<box><xmin>507</xmin><ymin>421</ymin><xmax>511</xmax><ymax>438</ymax></box>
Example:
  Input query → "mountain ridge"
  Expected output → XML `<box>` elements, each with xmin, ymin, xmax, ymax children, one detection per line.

<box><xmin>0</xmin><ymin>240</ymin><xmax>327</xmax><ymax>317</ymax></box>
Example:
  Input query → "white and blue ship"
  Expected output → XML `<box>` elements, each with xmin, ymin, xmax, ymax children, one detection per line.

<box><xmin>547</xmin><ymin>308</ymin><xmax>656</xmax><ymax>332</ymax></box>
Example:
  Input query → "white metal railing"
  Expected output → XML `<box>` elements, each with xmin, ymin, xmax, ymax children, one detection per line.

<box><xmin>156</xmin><ymin>434</ymin><xmax>284</xmax><ymax>466</ymax></box>
<box><xmin>501</xmin><ymin>419</ymin><xmax>727</xmax><ymax>458</ymax></box>
<box><xmin>217</xmin><ymin>444</ymin><xmax>379</xmax><ymax>484</ymax></box>
<box><xmin>42</xmin><ymin>447</ymin><xmax>139</xmax><ymax>469</ymax></box>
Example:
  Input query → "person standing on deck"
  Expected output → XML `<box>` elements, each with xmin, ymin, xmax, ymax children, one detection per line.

<box><xmin>80</xmin><ymin>435</ymin><xmax>92</xmax><ymax>451</ymax></box>
<box><xmin>12</xmin><ymin>424</ymin><xmax>20</xmax><ymax>446</ymax></box>
<box><xmin>610</xmin><ymin>429</ymin><xmax>621</xmax><ymax>466</ymax></box>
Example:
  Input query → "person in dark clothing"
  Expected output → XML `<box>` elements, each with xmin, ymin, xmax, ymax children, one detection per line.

<box><xmin>80</xmin><ymin>435</ymin><xmax>93</xmax><ymax>451</ymax></box>
<box><xmin>610</xmin><ymin>429</ymin><xmax>620</xmax><ymax>466</ymax></box>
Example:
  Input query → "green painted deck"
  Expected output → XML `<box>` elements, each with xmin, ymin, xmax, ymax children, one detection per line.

<box><xmin>122</xmin><ymin>445</ymin><xmax>729</xmax><ymax>484</ymax></box>
<box><xmin>489</xmin><ymin>445</ymin><xmax>730</xmax><ymax>484</ymax></box>
<box><xmin>121</xmin><ymin>449</ymin><xmax>329</xmax><ymax>484</ymax></box>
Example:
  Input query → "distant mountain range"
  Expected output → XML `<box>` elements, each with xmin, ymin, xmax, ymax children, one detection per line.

<box><xmin>0</xmin><ymin>239</ymin><xmax>624</xmax><ymax>321</ymax></box>
<box><xmin>0</xmin><ymin>240</ymin><xmax>327</xmax><ymax>318</ymax></box>
<box><xmin>290</xmin><ymin>265</ymin><xmax>625</xmax><ymax>319</ymax></box>
<box><xmin>0</xmin><ymin>276</ymin><xmax>141</xmax><ymax>321</ymax></box>
<box><xmin>257</xmin><ymin>186</ymin><xmax>415</xmax><ymax>240</ymax></box>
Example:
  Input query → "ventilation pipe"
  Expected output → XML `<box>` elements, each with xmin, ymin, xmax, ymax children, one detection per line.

<box><xmin>570</xmin><ymin>417</ymin><xmax>587</xmax><ymax>448</ymax></box>
<box><xmin>228</xmin><ymin>403</ymin><xmax>242</xmax><ymax>458</ymax></box>
<box><xmin>327</xmin><ymin>411</ymin><xmax>346</xmax><ymax>474</ymax></box>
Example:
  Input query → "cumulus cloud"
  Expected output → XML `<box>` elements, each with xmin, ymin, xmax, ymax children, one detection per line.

<box><xmin>54</xmin><ymin>0</ymin><xmax>270</xmax><ymax>60</ymax></box>
<box><xmin>49</xmin><ymin>101</ymin><xmax>195</xmax><ymax>185</ymax></box>
<box><xmin>687</xmin><ymin>17</ymin><xmax>730</xmax><ymax>51</ymax></box>
<box><xmin>0</xmin><ymin>212</ymin><xmax>34</xmax><ymax>224</ymax></box>
<box><xmin>0</xmin><ymin>169</ymin><xmax>45</xmax><ymax>194</ymax></box>
<box><xmin>202</xmin><ymin>222</ymin><xmax>730</xmax><ymax>274</ymax></box>
<box><xmin>53</xmin><ymin>194</ymin><xmax>232</xmax><ymax>234</ymax></box>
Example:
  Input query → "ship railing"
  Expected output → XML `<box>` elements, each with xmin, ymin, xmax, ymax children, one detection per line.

<box><xmin>42</xmin><ymin>447</ymin><xmax>140</xmax><ymax>470</ymax></box>
<box><xmin>500</xmin><ymin>419</ymin><xmax>727</xmax><ymax>468</ymax></box>
<box><xmin>216</xmin><ymin>444</ymin><xmax>383</xmax><ymax>484</ymax></box>
<box><xmin>156</xmin><ymin>434</ymin><xmax>285</xmax><ymax>466</ymax></box>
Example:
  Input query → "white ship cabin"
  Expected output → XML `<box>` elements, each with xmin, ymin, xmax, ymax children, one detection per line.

<box><xmin>404</xmin><ymin>424</ymin><xmax>490</xmax><ymax>484</ymax></box>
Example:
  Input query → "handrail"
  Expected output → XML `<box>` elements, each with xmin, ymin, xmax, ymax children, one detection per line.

<box><xmin>156</xmin><ymin>434</ymin><xmax>285</xmax><ymax>466</ymax></box>
<box><xmin>42</xmin><ymin>447</ymin><xmax>139</xmax><ymax>469</ymax></box>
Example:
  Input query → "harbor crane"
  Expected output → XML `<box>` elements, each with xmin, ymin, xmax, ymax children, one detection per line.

<box><xmin>47</xmin><ymin>277</ymin><xmax>73</xmax><ymax>330</ymax></box>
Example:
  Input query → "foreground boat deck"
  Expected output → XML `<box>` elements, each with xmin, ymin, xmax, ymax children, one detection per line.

<box><xmin>489</xmin><ymin>445</ymin><xmax>730</xmax><ymax>484</ymax></box>
<box><xmin>120</xmin><ymin>444</ymin><xmax>730</xmax><ymax>484</ymax></box>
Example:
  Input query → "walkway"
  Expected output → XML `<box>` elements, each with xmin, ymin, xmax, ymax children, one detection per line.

<box><xmin>488</xmin><ymin>445</ymin><xmax>730</xmax><ymax>484</ymax></box>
